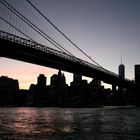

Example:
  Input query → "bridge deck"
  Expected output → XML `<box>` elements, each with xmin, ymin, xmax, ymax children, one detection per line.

<box><xmin>0</xmin><ymin>30</ymin><xmax>132</xmax><ymax>87</ymax></box>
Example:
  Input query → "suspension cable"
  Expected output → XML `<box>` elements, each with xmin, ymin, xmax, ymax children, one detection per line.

<box><xmin>25</xmin><ymin>0</ymin><xmax>102</xmax><ymax>67</ymax></box>
<box><xmin>0</xmin><ymin>16</ymin><xmax>35</xmax><ymax>41</ymax></box>
<box><xmin>1</xmin><ymin>0</ymin><xmax>73</xmax><ymax>56</ymax></box>
<box><xmin>1</xmin><ymin>0</ymin><xmax>68</xmax><ymax>54</ymax></box>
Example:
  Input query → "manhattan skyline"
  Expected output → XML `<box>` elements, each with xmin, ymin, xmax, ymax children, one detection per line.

<box><xmin>0</xmin><ymin>0</ymin><xmax>140</xmax><ymax>89</ymax></box>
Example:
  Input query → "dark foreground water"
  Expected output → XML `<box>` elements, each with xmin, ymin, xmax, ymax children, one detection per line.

<box><xmin>0</xmin><ymin>106</ymin><xmax>140</xmax><ymax>140</ymax></box>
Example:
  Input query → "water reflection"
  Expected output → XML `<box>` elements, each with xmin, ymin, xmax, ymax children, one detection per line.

<box><xmin>0</xmin><ymin>107</ymin><xmax>140</xmax><ymax>139</ymax></box>
<box><xmin>4</xmin><ymin>108</ymin><xmax>76</xmax><ymax>139</ymax></box>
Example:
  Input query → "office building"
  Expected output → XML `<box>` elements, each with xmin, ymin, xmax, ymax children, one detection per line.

<box><xmin>73</xmin><ymin>73</ymin><xmax>82</xmax><ymax>82</ymax></box>
<box><xmin>135</xmin><ymin>65</ymin><xmax>140</xmax><ymax>85</ymax></box>
<box><xmin>37</xmin><ymin>74</ymin><xmax>46</xmax><ymax>86</ymax></box>
<box><xmin>118</xmin><ymin>60</ymin><xmax>125</xmax><ymax>79</ymax></box>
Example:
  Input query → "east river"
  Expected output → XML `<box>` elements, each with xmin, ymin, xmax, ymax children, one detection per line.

<box><xmin>0</xmin><ymin>106</ymin><xmax>140</xmax><ymax>140</ymax></box>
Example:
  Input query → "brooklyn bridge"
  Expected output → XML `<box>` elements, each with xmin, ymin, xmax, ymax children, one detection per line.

<box><xmin>0</xmin><ymin>0</ymin><xmax>139</xmax><ymax>93</ymax></box>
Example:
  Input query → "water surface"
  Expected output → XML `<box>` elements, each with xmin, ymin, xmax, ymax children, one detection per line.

<box><xmin>0</xmin><ymin>106</ymin><xmax>140</xmax><ymax>140</ymax></box>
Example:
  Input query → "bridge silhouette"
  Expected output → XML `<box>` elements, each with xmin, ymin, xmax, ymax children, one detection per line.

<box><xmin>0</xmin><ymin>0</ymin><xmax>135</xmax><ymax>89</ymax></box>
<box><xmin>0</xmin><ymin>30</ymin><xmax>133</xmax><ymax>88</ymax></box>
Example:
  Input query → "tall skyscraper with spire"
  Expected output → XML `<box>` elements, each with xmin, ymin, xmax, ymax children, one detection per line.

<box><xmin>118</xmin><ymin>58</ymin><xmax>125</xmax><ymax>79</ymax></box>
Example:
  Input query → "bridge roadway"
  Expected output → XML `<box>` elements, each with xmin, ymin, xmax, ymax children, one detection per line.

<box><xmin>0</xmin><ymin>30</ymin><xmax>133</xmax><ymax>88</ymax></box>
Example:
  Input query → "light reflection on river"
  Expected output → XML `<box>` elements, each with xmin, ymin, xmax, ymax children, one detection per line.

<box><xmin>0</xmin><ymin>106</ymin><xmax>140</xmax><ymax>140</ymax></box>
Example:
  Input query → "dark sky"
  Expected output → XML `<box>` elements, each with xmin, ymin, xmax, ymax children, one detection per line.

<box><xmin>0</xmin><ymin>0</ymin><xmax>140</xmax><ymax>88</ymax></box>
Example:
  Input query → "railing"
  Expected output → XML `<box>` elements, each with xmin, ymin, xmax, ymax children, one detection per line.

<box><xmin>0</xmin><ymin>30</ymin><xmax>131</xmax><ymax>82</ymax></box>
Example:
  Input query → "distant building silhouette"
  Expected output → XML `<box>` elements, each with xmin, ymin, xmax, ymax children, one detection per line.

<box><xmin>58</xmin><ymin>70</ymin><xmax>66</xmax><ymax>86</ymax></box>
<box><xmin>73</xmin><ymin>73</ymin><xmax>82</xmax><ymax>82</ymax></box>
<box><xmin>135</xmin><ymin>65</ymin><xmax>140</xmax><ymax>85</ymax></box>
<box><xmin>0</xmin><ymin>76</ymin><xmax>19</xmax><ymax>106</ymax></box>
<box><xmin>49</xmin><ymin>70</ymin><xmax>67</xmax><ymax>106</ymax></box>
<box><xmin>118</xmin><ymin>59</ymin><xmax>125</xmax><ymax>79</ymax></box>
<box><xmin>134</xmin><ymin>65</ymin><xmax>140</xmax><ymax>106</ymax></box>
<box><xmin>51</xmin><ymin>70</ymin><xmax>66</xmax><ymax>86</ymax></box>
<box><xmin>90</xmin><ymin>79</ymin><xmax>101</xmax><ymax>89</ymax></box>
<box><xmin>37</xmin><ymin>74</ymin><xmax>46</xmax><ymax>86</ymax></box>
<box><xmin>117</xmin><ymin>59</ymin><xmax>126</xmax><ymax>105</ymax></box>
<box><xmin>0</xmin><ymin>64</ymin><xmax>135</xmax><ymax>107</ymax></box>
<box><xmin>28</xmin><ymin>74</ymin><xmax>48</xmax><ymax>106</ymax></box>
<box><xmin>51</xmin><ymin>74</ymin><xmax>59</xmax><ymax>86</ymax></box>
<box><xmin>70</xmin><ymin>73</ymin><xmax>82</xmax><ymax>87</ymax></box>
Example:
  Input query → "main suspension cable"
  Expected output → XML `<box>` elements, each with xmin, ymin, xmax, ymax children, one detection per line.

<box><xmin>25</xmin><ymin>0</ymin><xmax>102</xmax><ymax>67</ymax></box>
<box><xmin>1</xmin><ymin>0</ymin><xmax>74</xmax><ymax>56</ymax></box>
<box><xmin>0</xmin><ymin>16</ymin><xmax>34</xmax><ymax>41</ymax></box>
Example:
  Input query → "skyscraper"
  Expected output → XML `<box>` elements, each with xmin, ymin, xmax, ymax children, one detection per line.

<box><xmin>0</xmin><ymin>76</ymin><xmax>19</xmax><ymax>106</ymax></box>
<box><xmin>50</xmin><ymin>70</ymin><xmax>66</xmax><ymax>86</ymax></box>
<box><xmin>58</xmin><ymin>70</ymin><xmax>66</xmax><ymax>85</ymax></box>
<box><xmin>135</xmin><ymin>65</ymin><xmax>140</xmax><ymax>85</ymax></box>
<box><xmin>73</xmin><ymin>73</ymin><xmax>82</xmax><ymax>82</ymax></box>
<box><xmin>118</xmin><ymin>59</ymin><xmax>125</xmax><ymax>79</ymax></box>
<box><xmin>37</xmin><ymin>74</ymin><xmax>46</xmax><ymax>86</ymax></box>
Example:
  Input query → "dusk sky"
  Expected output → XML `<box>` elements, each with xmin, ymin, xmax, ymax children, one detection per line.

<box><xmin>0</xmin><ymin>0</ymin><xmax>140</xmax><ymax>89</ymax></box>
